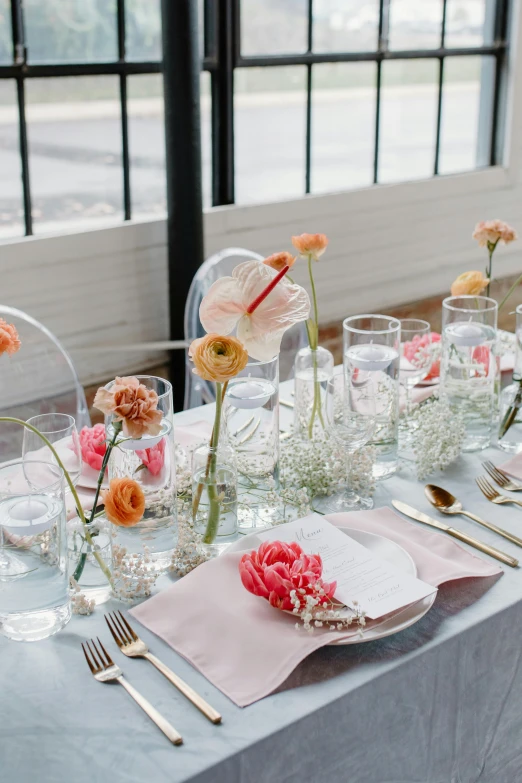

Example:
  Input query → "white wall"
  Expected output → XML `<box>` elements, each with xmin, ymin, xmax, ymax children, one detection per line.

<box><xmin>2</xmin><ymin>7</ymin><xmax>522</xmax><ymax>388</ymax></box>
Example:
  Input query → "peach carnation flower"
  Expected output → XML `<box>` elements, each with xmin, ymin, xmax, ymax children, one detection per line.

<box><xmin>102</xmin><ymin>477</ymin><xmax>145</xmax><ymax>527</ymax></box>
<box><xmin>263</xmin><ymin>251</ymin><xmax>296</xmax><ymax>272</ymax></box>
<box><xmin>189</xmin><ymin>333</ymin><xmax>248</xmax><ymax>383</ymax></box>
<box><xmin>291</xmin><ymin>233</ymin><xmax>329</xmax><ymax>260</ymax></box>
<box><xmin>0</xmin><ymin>318</ymin><xmax>21</xmax><ymax>357</ymax></box>
<box><xmin>472</xmin><ymin>220</ymin><xmax>517</xmax><ymax>248</ymax></box>
<box><xmin>93</xmin><ymin>376</ymin><xmax>162</xmax><ymax>439</ymax></box>
<box><xmin>451</xmin><ymin>271</ymin><xmax>490</xmax><ymax>297</ymax></box>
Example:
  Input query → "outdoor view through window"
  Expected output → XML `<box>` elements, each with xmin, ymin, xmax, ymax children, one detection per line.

<box><xmin>0</xmin><ymin>0</ymin><xmax>508</xmax><ymax>238</ymax></box>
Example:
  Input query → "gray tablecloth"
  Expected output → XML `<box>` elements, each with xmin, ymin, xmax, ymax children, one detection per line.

<box><xmin>2</xmin><ymin>406</ymin><xmax>522</xmax><ymax>783</ymax></box>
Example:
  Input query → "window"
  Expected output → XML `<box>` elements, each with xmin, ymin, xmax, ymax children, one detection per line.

<box><xmin>0</xmin><ymin>0</ymin><xmax>511</xmax><ymax>239</ymax></box>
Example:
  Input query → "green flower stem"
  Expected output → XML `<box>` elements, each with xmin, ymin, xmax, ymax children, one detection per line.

<box><xmin>192</xmin><ymin>382</ymin><xmax>228</xmax><ymax>521</ymax></box>
<box><xmin>306</xmin><ymin>253</ymin><xmax>325</xmax><ymax>438</ymax></box>
<box><xmin>88</xmin><ymin>421</ymin><xmax>121</xmax><ymax>525</ymax></box>
<box><xmin>486</xmin><ymin>239</ymin><xmax>498</xmax><ymax>298</ymax></box>
<box><xmin>498</xmin><ymin>272</ymin><xmax>522</xmax><ymax>311</ymax></box>
<box><xmin>499</xmin><ymin>376</ymin><xmax>522</xmax><ymax>439</ymax></box>
<box><xmin>202</xmin><ymin>381</ymin><xmax>223</xmax><ymax>544</ymax></box>
<box><xmin>0</xmin><ymin>416</ymin><xmax>112</xmax><ymax>586</ymax></box>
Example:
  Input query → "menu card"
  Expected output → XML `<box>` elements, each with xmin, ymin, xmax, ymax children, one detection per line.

<box><xmin>256</xmin><ymin>514</ymin><xmax>436</xmax><ymax>620</ymax></box>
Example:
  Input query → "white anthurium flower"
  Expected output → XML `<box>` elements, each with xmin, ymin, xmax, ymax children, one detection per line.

<box><xmin>199</xmin><ymin>259</ymin><xmax>311</xmax><ymax>361</ymax></box>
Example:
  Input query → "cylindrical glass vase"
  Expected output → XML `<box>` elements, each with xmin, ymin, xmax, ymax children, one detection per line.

<box><xmin>343</xmin><ymin>315</ymin><xmax>401</xmax><ymax>480</ymax></box>
<box><xmin>293</xmin><ymin>346</ymin><xmax>334</xmax><ymax>440</ymax></box>
<box><xmin>0</xmin><ymin>461</ymin><xmax>71</xmax><ymax>641</ymax></box>
<box><xmin>498</xmin><ymin>303</ymin><xmax>522</xmax><ymax>452</ymax></box>
<box><xmin>105</xmin><ymin>376</ymin><xmax>177</xmax><ymax>576</ymax></box>
<box><xmin>192</xmin><ymin>443</ymin><xmax>238</xmax><ymax>556</ymax></box>
<box><xmin>440</xmin><ymin>296</ymin><xmax>497</xmax><ymax>452</ymax></box>
<box><xmin>68</xmin><ymin>517</ymin><xmax>112</xmax><ymax>604</ymax></box>
<box><xmin>225</xmin><ymin>356</ymin><xmax>280</xmax><ymax>530</ymax></box>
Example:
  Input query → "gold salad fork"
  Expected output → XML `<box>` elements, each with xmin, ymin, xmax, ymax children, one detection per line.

<box><xmin>482</xmin><ymin>461</ymin><xmax>522</xmax><ymax>492</ymax></box>
<box><xmin>81</xmin><ymin>637</ymin><xmax>183</xmax><ymax>745</ymax></box>
<box><xmin>105</xmin><ymin>611</ymin><xmax>222</xmax><ymax>724</ymax></box>
<box><xmin>476</xmin><ymin>476</ymin><xmax>522</xmax><ymax>509</ymax></box>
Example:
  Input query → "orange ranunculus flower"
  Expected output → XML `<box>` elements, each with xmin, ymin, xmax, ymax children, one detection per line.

<box><xmin>263</xmin><ymin>251</ymin><xmax>296</xmax><ymax>272</ymax></box>
<box><xmin>189</xmin><ymin>333</ymin><xmax>248</xmax><ymax>383</ymax></box>
<box><xmin>291</xmin><ymin>233</ymin><xmax>329</xmax><ymax>260</ymax></box>
<box><xmin>451</xmin><ymin>271</ymin><xmax>490</xmax><ymax>297</ymax></box>
<box><xmin>472</xmin><ymin>220</ymin><xmax>517</xmax><ymax>248</ymax></box>
<box><xmin>93</xmin><ymin>376</ymin><xmax>163</xmax><ymax>439</ymax></box>
<box><xmin>102</xmin><ymin>477</ymin><xmax>145</xmax><ymax>527</ymax></box>
<box><xmin>0</xmin><ymin>318</ymin><xmax>21</xmax><ymax>357</ymax></box>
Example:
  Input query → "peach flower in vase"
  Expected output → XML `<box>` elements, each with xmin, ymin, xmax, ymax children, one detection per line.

<box><xmin>102</xmin><ymin>477</ymin><xmax>146</xmax><ymax>527</ymax></box>
<box><xmin>451</xmin><ymin>271</ymin><xmax>490</xmax><ymax>297</ymax></box>
<box><xmin>94</xmin><ymin>376</ymin><xmax>163</xmax><ymax>439</ymax></box>
<box><xmin>471</xmin><ymin>219</ymin><xmax>517</xmax><ymax>299</ymax></box>
<box><xmin>0</xmin><ymin>318</ymin><xmax>21</xmax><ymax>357</ymax></box>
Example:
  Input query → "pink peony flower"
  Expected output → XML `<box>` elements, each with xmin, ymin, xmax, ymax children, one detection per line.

<box><xmin>76</xmin><ymin>424</ymin><xmax>107</xmax><ymax>472</ymax></box>
<box><xmin>136</xmin><ymin>438</ymin><xmax>166</xmax><ymax>476</ymax></box>
<box><xmin>239</xmin><ymin>540</ymin><xmax>336</xmax><ymax>612</ymax></box>
<box><xmin>403</xmin><ymin>332</ymin><xmax>441</xmax><ymax>381</ymax></box>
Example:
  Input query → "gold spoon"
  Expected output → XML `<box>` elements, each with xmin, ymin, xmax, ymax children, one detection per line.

<box><xmin>425</xmin><ymin>484</ymin><xmax>522</xmax><ymax>549</ymax></box>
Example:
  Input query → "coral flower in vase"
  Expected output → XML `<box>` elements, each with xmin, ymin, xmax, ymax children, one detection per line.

<box><xmin>0</xmin><ymin>317</ymin><xmax>21</xmax><ymax>357</ymax></box>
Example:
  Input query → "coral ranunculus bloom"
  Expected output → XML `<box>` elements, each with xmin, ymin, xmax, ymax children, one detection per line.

<box><xmin>0</xmin><ymin>318</ymin><xmax>21</xmax><ymax>357</ymax></box>
<box><xmin>93</xmin><ymin>376</ymin><xmax>163</xmax><ymax>439</ymax></box>
<box><xmin>291</xmin><ymin>233</ymin><xmax>329</xmax><ymax>260</ymax></box>
<box><xmin>263</xmin><ymin>251</ymin><xmax>296</xmax><ymax>272</ymax></box>
<box><xmin>189</xmin><ymin>333</ymin><xmax>248</xmax><ymax>383</ymax></box>
<box><xmin>451</xmin><ymin>271</ymin><xmax>490</xmax><ymax>297</ymax></box>
<box><xmin>102</xmin><ymin>477</ymin><xmax>146</xmax><ymax>527</ymax></box>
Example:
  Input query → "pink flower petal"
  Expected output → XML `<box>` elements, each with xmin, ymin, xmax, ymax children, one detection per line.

<box><xmin>199</xmin><ymin>277</ymin><xmax>246</xmax><ymax>335</ymax></box>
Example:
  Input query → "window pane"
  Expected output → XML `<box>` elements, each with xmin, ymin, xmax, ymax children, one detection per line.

<box><xmin>240</xmin><ymin>0</ymin><xmax>308</xmax><ymax>56</ymax></box>
<box><xmin>0</xmin><ymin>0</ymin><xmax>12</xmax><ymax>64</ymax></box>
<box><xmin>235</xmin><ymin>67</ymin><xmax>306</xmax><ymax>204</ymax></box>
<box><xmin>378</xmin><ymin>60</ymin><xmax>439</xmax><ymax>183</ymax></box>
<box><xmin>128</xmin><ymin>75</ymin><xmax>165</xmax><ymax>219</ymax></box>
<box><xmin>0</xmin><ymin>81</ymin><xmax>24</xmax><ymax>238</ymax></box>
<box><xmin>26</xmin><ymin>77</ymin><xmax>123</xmax><ymax>233</ymax></box>
<box><xmin>439</xmin><ymin>56</ymin><xmax>494</xmax><ymax>175</ymax></box>
<box><xmin>201</xmin><ymin>71</ymin><xmax>212</xmax><ymax>208</ymax></box>
<box><xmin>311</xmin><ymin>63</ymin><xmax>375</xmax><ymax>194</ymax></box>
<box><xmin>388</xmin><ymin>0</ymin><xmax>443</xmax><ymax>50</ymax></box>
<box><xmin>126</xmin><ymin>0</ymin><xmax>162</xmax><ymax>61</ymax></box>
<box><xmin>313</xmin><ymin>0</ymin><xmax>379</xmax><ymax>52</ymax></box>
<box><xmin>445</xmin><ymin>0</ymin><xmax>495</xmax><ymax>48</ymax></box>
<box><xmin>25</xmin><ymin>0</ymin><xmax>117</xmax><ymax>64</ymax></box>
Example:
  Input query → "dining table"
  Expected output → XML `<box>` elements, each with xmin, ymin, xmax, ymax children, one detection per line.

<box><xmin>2</xmin><ymin>384</ymin><xmax>522</xmax><ymax>783</ymax></box>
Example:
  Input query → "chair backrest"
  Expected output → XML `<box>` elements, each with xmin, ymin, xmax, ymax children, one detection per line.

<box><xmin>183</xmin><ymin>248</ymin><xmax>308</xmax><ymax>409</ymax></box>
<box><xmin>0</xmin><ymin>305</ymin><xmax>91</xmax><ymax>460</ymax></box>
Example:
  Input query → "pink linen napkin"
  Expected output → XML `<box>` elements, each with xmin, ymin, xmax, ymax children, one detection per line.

<box><xmin>130</xmin><ymin>507</ymin><xmax>501</xmax><ymax>707</ymax></box>
<box><xmin>499</xmin><ymin>452</ymin><xmax>522</xmax><ymax>480</ymax></box>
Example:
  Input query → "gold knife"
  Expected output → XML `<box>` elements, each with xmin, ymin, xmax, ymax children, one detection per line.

<box><xmin>391</xmin><ymin>500</ymin><xmax>519</xmax><ymax>568</ymax></box>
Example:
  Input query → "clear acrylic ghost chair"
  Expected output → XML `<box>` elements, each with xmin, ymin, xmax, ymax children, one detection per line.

<box><xmin>183</xmin><ymin>247</ymin><xmax>308</xmax><ymax>409</ymax></box>
<box><xmin>0</xmin><ymin>305</ymin><xmax>91</xmax><ymax>460</ymax></box>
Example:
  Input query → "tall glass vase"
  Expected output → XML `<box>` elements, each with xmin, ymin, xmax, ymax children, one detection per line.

<box><xmin>224</xmin><ymin>355</ymin><xmax>280</xmax><ymax>529</ymax></box>
<box><xmin>293</xmin><ymin>346</ymin><xmax>334</xmax><ymax>440</ymax></box>
<box><xmin>105</xmin><ymin>376</ymin><xmax>177</xmax><ymax>577</ymax></box>
<box><xmin>440</xmin><ymin>296</ymin><xmax>497</xmax><ymax>452</ymax></box>
<box><xmin>192</xmin><ymin>436</ymin><xmax>238</xmax><ymax>557</ymax></box>
<box><xmin>498</xmin><ymin>303</ymin><xmax>522</xmax><ymax>452</ymax></box>
<box><xmin>343</xmin><ymin>315</ymin><xmax>401</xmax><ymax>480</ymax></box>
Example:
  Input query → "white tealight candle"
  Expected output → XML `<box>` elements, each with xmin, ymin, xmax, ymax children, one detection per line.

<box><xmin>0</xmin><ymin>494</ymin><xmax>61</xmax><ymax>535</ymax></box>
<box><xmin>227</xmin><ymin>379</ymin><xmax>272</xmax><ymax>409</ymax></box>
<box><xmin>347</xmin><ymin>342</ymin><xmax>395</xmax><ymax>372</ymax></box>
<box><xmin>446</xmin><ymin>320</ymin><xmax>485</xmax><ymax>347</ymax></box>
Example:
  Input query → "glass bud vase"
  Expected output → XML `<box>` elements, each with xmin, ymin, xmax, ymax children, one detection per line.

<box><xmin>293</xmin><ymin>346</ymin><xmax>334</xmax><ymax>440</ymax></box>
<box><xmin>224</xmin><ymin>355</ymin><xmax>280</xmax><ymax>530</ymax></box>
<box><xmin>498</xmin><ymin>303</ymin><xmax>522</xmax><ymax>452</ymax></box>
<box><xmin>192</xmin><ymin>441</ymin><xmax>238</xmax><ymax>557</ymax></box>
<box><xmin>105</xmin><ymin>376</ymin><xmax>178</xmax><ymax>579</ymax></box>
<box><xmin>68</xmin><ymin>518</ymin><xmax>112</xmax><ymax>605</ymax></box>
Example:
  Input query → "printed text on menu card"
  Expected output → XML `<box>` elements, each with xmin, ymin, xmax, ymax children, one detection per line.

<box><xmin>256</xmin><ymin>514</ymin><xmax>436</xmax><ymax>619</ymax></box>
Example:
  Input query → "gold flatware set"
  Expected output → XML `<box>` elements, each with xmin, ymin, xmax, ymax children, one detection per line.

<box><xmin>82</xmin><ymin>610</ymin><xmax>222</xmax><ymax>746</ymax></box>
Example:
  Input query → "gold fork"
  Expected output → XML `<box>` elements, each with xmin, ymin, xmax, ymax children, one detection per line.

<box><xmin>81</xmin><ymin>637</ymin><xmax>182</xmax><ymax>745</ymax></box>
<box><xmin>482</xmin><ymin>461</ymin><xmax>522</xmax><ymax>492</ymax></box>
<box><xmin>476</xmin><ymin>476</ymin><xmax>522</xmax><ymax>508</ymax></box>
<box><xmin>105</xmin><ymin>611</ymin><xmax>222</xmax><ymax>724</ymax></box>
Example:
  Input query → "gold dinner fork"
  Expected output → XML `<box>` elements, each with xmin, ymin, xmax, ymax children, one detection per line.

<box><xmin>81</xmin><ymin>637</ymin><xmax>183</xmax><ymax>745</ymax></box>
<box><xmin>482</xmin><ymin>461</ymin><xmax>522</xmax><ymax>492</ymax></box>
<box><xmin>105</xmin><ymin>611</ymin><xmax>222</xmax><ymax>724</ymax></box>
<box><xmin>476</xmin><ymin>476</ymin><xmax>522</xmax><ymax>508</ymax></box>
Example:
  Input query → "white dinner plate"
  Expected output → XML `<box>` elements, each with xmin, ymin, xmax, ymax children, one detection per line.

<box><xmin>228</xmin><ymin>526</ymin><xmax>436</xmax><ymax>645</ymax></box>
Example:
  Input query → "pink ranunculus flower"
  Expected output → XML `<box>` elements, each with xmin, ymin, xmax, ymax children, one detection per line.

<box><xmin>136</xmin><ymin>437</ymin><xmax>166</xmax><ymax>476</ymax></box>
<box><xmin>239</xmin><ymin>540</ymin><xmax>336</xmax><ymax>612</ymax></box>
<box><xmin>199</xmin><ymin>260</ymin><xmax>310</xmax><ymax>362</ymax></box>
<box><xmin>76</xmin><ymin>423</ymin><xmax>107</xmax><ymax>472</ymax></box>
<box><xmin>403</xmin><ymin>332</ymin><xmax>441</xmax><ymax>381</ymax></box>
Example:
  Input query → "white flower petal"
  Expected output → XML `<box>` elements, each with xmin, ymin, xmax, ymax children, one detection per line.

<box><xmin>237</xmin><ymin>316</ymin><xmax>288</xmax><ymax>361</ymax></box>
<box><xmin>199</xmin><ymin>277</ymin><xmax>245</xmax><ymax>335</ymax></box>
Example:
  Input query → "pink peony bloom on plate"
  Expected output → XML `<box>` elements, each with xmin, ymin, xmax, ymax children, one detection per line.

<box><xmin>403</xmin><ymin>332</ymin><xmax>441</xmax><ymax>381</ymax></box>
<box><xmin>199</xmin><ymin>260</ymin><xmax>310</xmax><ymax>362</ymax></box>
<box><xmin>239</xmin><ymin>540</ymin><xmax>336</xmax><ymax>612</ymax></box>
<box><xmin>136</xmin><ymin>437</ymin><xmax>166</xmax><ymax>476</ymax></box>
<box><xmin>472</xmin><ymin>219</ymin><xmax>517</xmax><ymax>248</ymax></box>
<box><xmin>76</xmin><ymin>424</ymin><xmax>107</xmax><ymax>472</ymax></box>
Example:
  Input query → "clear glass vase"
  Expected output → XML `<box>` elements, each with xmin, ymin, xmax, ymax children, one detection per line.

<box><xmin>498</xmin><ymin>303</ymin><xmax>522</xmax><ymax>452</ymax></box>
<box><xmin>68</xmin><ymin>517</ymin><xmax>112</xmax><ymax>604</ymax></box>
<box><xmin>105</xmin><ymin>376</ymin><xmax>177</xmax><ymax>576</ymax></box>
<box><xmin>192</xmin><ymin>442</ymin><xmax>238</xmax><ymax>557</ymax></box>
<box><xmin>225</xmin><ymin>355</ymin><xmax>280</xmax><ymax>530</ymax></box>
<box><xmin>293</xmin><ymin>346</ymin><xmax>334</xmax><ymax>440</ymax></box>
<box><xmin>440</xmin><ymin>296</ymin><xmax>498</xmax><ymax>452</ymax></box>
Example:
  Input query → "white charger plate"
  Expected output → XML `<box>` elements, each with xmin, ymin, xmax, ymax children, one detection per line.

<box><xmin>228</xmin><ymin>526</ymin><xmax>436</xmax><ymax>645</ymax></box>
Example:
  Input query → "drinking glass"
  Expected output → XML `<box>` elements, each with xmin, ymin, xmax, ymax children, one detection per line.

<box><xmin>399</xmin><ymin>319</ymin><xmax>432</xmax><ymax>446</ymax></box>
<box><xmin>23</xmin><ymin>413</ymin><xmax>82</xmax><ymax>490</ymax></box>
<box><xmin>324</xmin><ymin>372</ymin><xmax>376</xmax><ymax>510</ymax></box>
